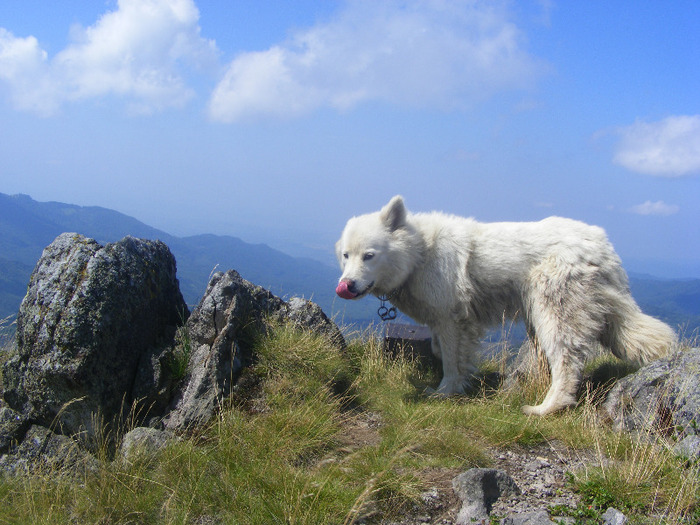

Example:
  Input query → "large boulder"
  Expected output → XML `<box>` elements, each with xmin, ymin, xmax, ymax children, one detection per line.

<box><xmin>2</xmin><ymin>233</ymin><xmax>187</xmax><ymax>444</ymax></box>
<box><xmin>604</xmin><ymin>347</ymin><xmax>700</xmax><ymax>455</ymax></box>
<box><xmin>163</xmin><ymin>270</ymin><xmax>344</xmax><ymax>431</ymax></box>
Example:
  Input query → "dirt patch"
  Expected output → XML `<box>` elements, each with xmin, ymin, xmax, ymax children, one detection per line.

<box><xmin>317</xmin><ymin>408</ymin><xmax>596</xmax><ymax>524</ymax></box>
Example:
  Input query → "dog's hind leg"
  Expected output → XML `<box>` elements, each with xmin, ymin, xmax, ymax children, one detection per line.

<box><xmin>521</xmin><ymin>342</ymin><xmax>584</xmax><ymax>415</ymax></box>
<box><xmin>522</xmin><ymin>258</ymin><xmax>604</xmax><ymax>415</ymax></box>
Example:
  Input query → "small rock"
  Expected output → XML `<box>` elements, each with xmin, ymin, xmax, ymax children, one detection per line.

<box><xmin>163</xmin><ymin>270</ymin><xmax>345</xmax><ymax>431</ymax></box>
<box><xmin>119</xmin><ymin>427</ymin><xmax>177</xmax><ymax>462</ymax></box>
<box><xmin>674</xmin><ymin>434</ymin><xmax>700</xmax><ymax>462</ymax></box>
<box><xmin>0</xmin><ymin>406</ymin><xmax>29</xmax><ymax>454</ymax></box>
<box><xmin>501</xmin><ymin>510</ymin><xmax>555</xmax><ymax>525</ymax></box>
<box><xmin>601</xmin><ymin>507</ymin><xmax>628</xmax><ymax>525</ymax></box>
<box><xmin>452</xmin><ymin>468</ymin><xmax>521</xmax><ymax>524</ymax></box>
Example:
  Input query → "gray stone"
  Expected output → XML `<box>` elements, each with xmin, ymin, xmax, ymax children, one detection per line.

<box><xmin>0</xmin><ymin>424</ymin><xmax>99</xmax><ymax>478</ymax></box>
<box><xmin>452</xmin><ymin>468</ymin><xmax>521</xmax><ymax>524</ymax></box>
<box><xmin>283</xmin><ymin>297</ymin><xmax>345</xmax><ymax>349</ymax></box>
<box><xmin>501</xmin><ymin>510</ymin><xmax>555</xmax><ymax>525</ymax></box>
<box><xmin>601</xmin><ymin>507</ymin><xmax>628</xmax><ymax>525</ymax></box>
<box><xmin>674</xmin><ymin>434</ymin><xmax>700</xmax><ymax>462</ymax></box>
<box><xmin>603</xmin><ymin>348</ymin><xmax>700</xmax><ymax>440</ymax></box>
<box><xmin>2</xmin><ymin>233</ymin><xmax>187</xmax><ymax>444</ymax></box>
<box><xmin>119</xmin><ymin>427</ymin><xmax>177</xmax><ymax>462</ymax></box>
<box><xmin>0</xmin><ymin>405</ymin><xmax>29</xmax><ymax>454</ymax></box>
<box><xmin>163</xmin><ymin>270</ymin><xmax>344</xmax><ymax>431</ymax></box>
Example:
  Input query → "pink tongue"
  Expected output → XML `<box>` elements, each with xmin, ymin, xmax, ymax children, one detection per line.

<box><xmin>336</xmin><ymin>281</ymin><xmax>358</xmax><ymax>299</ymax></box>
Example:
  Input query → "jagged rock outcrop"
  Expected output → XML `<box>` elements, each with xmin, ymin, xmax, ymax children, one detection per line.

<box><xmin>2</xmin><ymin>233</ymin><xmax>187</xmax><ymax>446</ymax></box>
<box><xmin>0</xmin><ymin>233</ymin><xmax>345</xmax><ymax>468</ymax></box>
<box><xmin>163</xmin><ymin>269</ymin><xmax>344</xmax><ymax>431</ymax></box>
<box><xmin>603</xmin><ymin>347</ymin><xmax>700</xmax><ymax>459</ymax></box>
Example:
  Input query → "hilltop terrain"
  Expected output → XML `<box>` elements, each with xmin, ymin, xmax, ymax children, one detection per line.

<box><xmin>0</xmin><ymin>233</ymin><xmax>697</xmax><ymax>523</ymax></box>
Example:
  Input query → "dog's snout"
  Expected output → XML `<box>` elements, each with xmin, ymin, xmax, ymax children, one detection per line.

<box><xmin>336</xmin><ymin>278</ymin><xmax>359</xmax><ymax>299</ymax></box>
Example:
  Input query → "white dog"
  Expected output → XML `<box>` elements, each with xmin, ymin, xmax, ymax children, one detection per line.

<box><xmin>336</xmin><ymin>196</ymin><xmax>676</xmax><ymax>415</ymax></box>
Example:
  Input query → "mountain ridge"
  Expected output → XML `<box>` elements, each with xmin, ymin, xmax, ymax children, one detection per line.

<box><xmin>0</xmin><ymin>192</ymin><xmax>377</xmax><ymax>326</ymax></box>
<box><xmin>0</xmin><ymin>192</ymin><xmax>698</xmax><ymax>334</ymax></box>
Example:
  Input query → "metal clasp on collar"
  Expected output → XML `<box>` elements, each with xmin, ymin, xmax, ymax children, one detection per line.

<box><xmin>377</xmin><ymin>295</ymin><xmax>397</xmax><ymax>321</ymax></box>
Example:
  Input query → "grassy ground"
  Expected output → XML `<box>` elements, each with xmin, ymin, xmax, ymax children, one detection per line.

<box><xmin>0</xmin><ymin>321</ymin><xmax>698</xmax><ymax>524</ymax></box>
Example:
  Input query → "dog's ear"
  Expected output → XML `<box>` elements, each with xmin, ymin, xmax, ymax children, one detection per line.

<box><xmin>380</xmin><ymin>195</ymin><xmax>406</xmax><ymax>232</ymax></box>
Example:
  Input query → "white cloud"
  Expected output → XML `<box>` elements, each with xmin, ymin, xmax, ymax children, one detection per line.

<box><xmin>209</xmin><ymin>1</ymin><xmax>547</xmax><ymax>122</ymax></box>
<box><xmin>612</xmin><ymin>115</ymin><xmax>700</xmax><ymax>177</ymax></box>
<box><xmin>0</xmin><ymin>29</ymin><xmax>56</xmax><ymax>115</ymax></box>
<box><xmin>629</xmin><ymin>200</ymin><xmax>680</xmax><ymax>216</ymax></box>
<box><xmin>0</xmin><ymin>0</ymin><xmax>216</xmax><ymax>115</ymax></box>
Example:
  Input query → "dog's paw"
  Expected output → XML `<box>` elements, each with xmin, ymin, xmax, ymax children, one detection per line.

<box><xmin>434</xmin><ymin>376</ymin><xmax>470</xmax><ymax>396</ymax></box>
<box><xmin>521</xmin><ymin>404</ymin><xmax>545</xmax><ymax>416</ymax></box>
<box><xmin>424</xmin><ymin>386</ymin><xmax>441</xmax><ymax>398</ymax></box>
<box><xmin>522</xmin><ymin>400</ymin><xmax>575</xmax><ymax>416</ymax></box>
<box><xmin>424</xmin><ymin>386</ymin><xmax>454</xmax><ymax>399</ymax></box>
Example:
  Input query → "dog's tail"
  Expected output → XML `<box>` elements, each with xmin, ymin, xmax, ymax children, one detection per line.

<box><xmin>603</xmin><ymin>290</ymin><xmax>677</xmax><ymax>365</ymax></box>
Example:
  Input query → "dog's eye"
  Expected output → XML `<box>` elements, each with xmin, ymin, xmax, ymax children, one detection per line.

<box><xmin>343</xmin><ymin>252</ymin><xmax>349</xmax><ymax>259</ymax></box>
<box><xmin>362</xmin><ymin>252</ymin><xmax>374</xmax><ymax>261</ymax></box>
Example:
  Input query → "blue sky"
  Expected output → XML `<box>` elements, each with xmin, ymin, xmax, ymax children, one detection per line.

<box><xmin>1</xmin><ymin>1</ymin><xmax>699</xmax><ymax>277</ymax></box>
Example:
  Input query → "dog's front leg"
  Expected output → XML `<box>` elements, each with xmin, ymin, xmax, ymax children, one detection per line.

<box><xmin>431</xmin><ymin>326</ymin><xmax>475</xmax><ymax>396</ymax></box>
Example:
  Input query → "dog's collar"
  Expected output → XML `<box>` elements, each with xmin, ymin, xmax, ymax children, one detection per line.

<box><xmin>377</xmin><ymin>294</ymin><xmax>397</xmax><ymax>321</ymax></box>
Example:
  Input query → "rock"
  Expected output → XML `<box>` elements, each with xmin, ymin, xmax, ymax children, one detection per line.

<box><xmin>674</xmin><ymin>434</ymin><xmax>700</xmax><ymax>462</ymax></box>
<box><xmin>282</xmin><ymin>297</ymin><xmax>345</xmax><ymax>350</ymax></box>
<box><xmin>2</xmin><ymin>233</ymin><xmax>187</xmax><ymax>445</ymax></box>
<box><xmin>163</xmin><ymin>270</ymin><xmax>344</xmax><ymax>431</ymax></box>
<box><xmin>603</xmin><ymin>348</ymin><xmax>700</xmax><ymax>440</ymax></box>
<box><xmin>119</xmin><ymin>427</ymin><xmax>177</xmax><ymax>462</ymax></box>
<box><xmin>601</xmin><ymin>507</ymin><xmax>628</xmax><ymax>525</ymax></box>
<box><xmin>452</xmin><ymin>468</ymin><xmax>521</xmax><ymax>524</ymax></box>
<box><xmin>501</xmin><ymin>510</ymin><xmax>556</xmax><ymax>525</ymax></box>
<box><xmin>162</xmin><ymin>270</ymin><xmax>284</xmax><ymax>431</ymax></box>
<box><xmin>0</xmin><ymin>424</ymin><xmax>99</xmax><ymax>478</ymax></box>
<box><xmin>0</xmin><ymin>405</ymin><xmax>29</xmax><ymax>454</ymax></box>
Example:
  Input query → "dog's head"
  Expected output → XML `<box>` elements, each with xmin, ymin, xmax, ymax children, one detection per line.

<box><xmin>335</xmin><ymin>195</ymin><xmax>410</xmax><ymax>300</ymax></box>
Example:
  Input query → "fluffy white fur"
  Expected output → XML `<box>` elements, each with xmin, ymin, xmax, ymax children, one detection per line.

<box><xmin>336</xmin><ymin>196</ymin><xmax>677</xmax><ymax>415</ymax></box>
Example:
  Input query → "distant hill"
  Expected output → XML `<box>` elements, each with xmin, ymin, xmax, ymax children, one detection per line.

<box><xmin>0</xmin><ymin>192</ymin><xmax>698</xmax><ymax>337</ymax></box>
<box><xmin>0</xmin><ymin>193</ymin><xmax>376</xmax><ymax>327</ymax></box>
<box><xmin>628</xmin><ymin>274</ymin><xmax>700</xmax><ymax>338</ymax></box>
